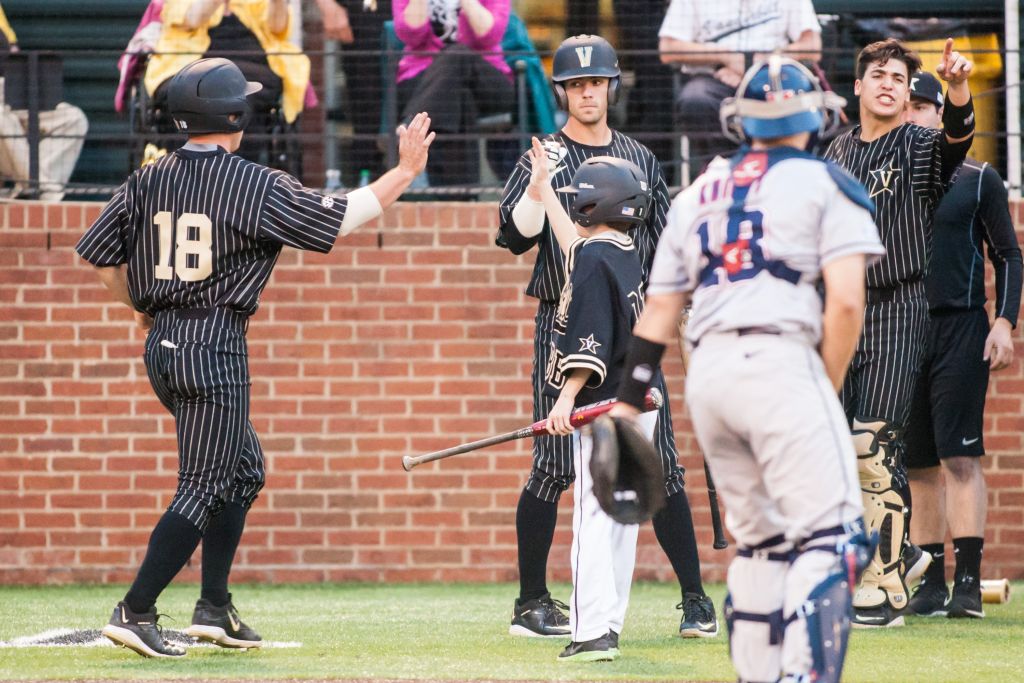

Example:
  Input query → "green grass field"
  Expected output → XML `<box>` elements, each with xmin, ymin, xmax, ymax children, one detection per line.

<box><xmin>0</xmin><ymin>582</ymin><xmax>1020</xmax><ymax>682</ymax></box>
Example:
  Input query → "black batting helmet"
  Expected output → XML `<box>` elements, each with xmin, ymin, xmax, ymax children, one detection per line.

<box><xmin>558</xmin><ymin>156</ymin><xmax>651</xmax><ymax>229</ymax></box>
<box><xmin>551</xmin><ymin>35</ymin><xmax>621</xmax><ymax>109</ymax></box>
<box><xmin>167</xmin><ymin>58</ymin><xmax>262</xmax><ymax>135</ymax></box>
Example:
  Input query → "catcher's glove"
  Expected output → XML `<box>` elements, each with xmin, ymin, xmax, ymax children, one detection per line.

<box><xmin>589</xmin><ymin>415</ymin><xmax>666</xmax><ymax>524</ymax></box>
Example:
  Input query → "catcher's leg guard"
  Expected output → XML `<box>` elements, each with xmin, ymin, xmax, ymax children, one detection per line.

<box><xmin>724</xmin><ymin>536</ymin><xmax>790</xmax><ymax>683</ymax></box>
<box><xmin>780</xmin><ymin>522</ymin><xmax>876</xmax><ymax>683</ymax></box>
<box><xmin>852</xmin><ymin>417</ymin><xmax>909</xmax><ymax>612</ymax></box>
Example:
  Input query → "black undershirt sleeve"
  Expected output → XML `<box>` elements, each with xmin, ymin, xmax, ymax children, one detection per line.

<box><xmin>978</xmin><ymin>167</ymin><xmax>1023</xmax><ymax>327</ymax></box>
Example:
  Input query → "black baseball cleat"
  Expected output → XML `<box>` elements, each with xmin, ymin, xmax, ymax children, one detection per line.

<box><xmin>183</xmin><ymin>597</ymin><xmax>263</xmax><ymax>648</ymax></box>
<box><xmin>509</xmin><ymin>592</ymin><xmax>571</xmax><ymax>638</ymax></box>
<box><xmin>902</xmin><ymin>543</ymin><xmax>933</xmax><ymax>587</ymax></box>
<box><xmin>909</xmin><ymin>578</ymin><xmax>949</xmax><ymax>617</ymax></box>
<box><xmin>851</xmin><ymin>602</ymin><xmax>905</xmax><ymax>629</ymax></box>
<box><xmin>608</xmin><ymin>629</ymin><xmax>619</xmax><ymax>651</ymax></box>
<box><xmin>678</xmin><ymin>592</ymin><xmax>719</xmax><ymax>638</ymax></box>
<box><xmin>101</xmin><ymin>602</ymin><xmax>187</xmax><ymax>658</ymax></box>
<box><xmin>947</xmin><ymin>577</ymin><xmax>985</xmax><ymax>619</ymax></box>
<box><xmin>557</xmin><ymin>632</ymin><xmax>619</xmax><ymax>662</ymax></box>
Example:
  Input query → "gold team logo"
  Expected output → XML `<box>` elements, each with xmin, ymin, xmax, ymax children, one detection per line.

<box><xmin>867</xmin><ymin>161</ymin><xmax>900</xmax><ymax>198</ymax></box>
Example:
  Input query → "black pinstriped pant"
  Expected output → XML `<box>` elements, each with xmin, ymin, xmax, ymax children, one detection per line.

<box><xmin>145</xmin><ymin>308</ymin><xmax>266</xmax><ymax>532</ymax></box>
<box><xmin>840</xmin><ymin>283</ymin><xmax>930</xmax><ymax>489</ymax></box>
<box><xmin>528</xmin><ymin>301</ymin><xmax>686</xmax><ymax>503</ymax></box>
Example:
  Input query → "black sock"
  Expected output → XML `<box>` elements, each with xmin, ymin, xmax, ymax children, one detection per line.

<box><xmin>952</xmin><ymin>536</ymin><xmax>984</xmax><ymax>584</ymax></box>
<box><xmin>921</xmin><ymin>542</ymin><xmax>945</xmax><ymax>585</ymax></box>
<box><xmin>652</xmin><ymin>490</ymin><xmax>705</xmax><ymax>597</ymax></box>
<box><xmin>124</xmin><ymin>511</ymin><xmax>203</xmax><ymax>614</ymax></box>
<box><xmin>201</xmin><ymin>502</ymin><xmax>249</xmax><ymax>607</ymax></box>
<box><xmin>516</xmin><ymin>489</ymin><xmax>558</xmax><ymax>603</ymax></box>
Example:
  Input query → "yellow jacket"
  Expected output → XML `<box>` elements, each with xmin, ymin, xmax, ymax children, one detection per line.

<box><xmin>145</xmin><ymin>0</ymin><xmax>309</xmax><ymax>123</ymax></box>
<box><xmin>0</xmin><ymin>2</ymin><xmax>18</xmax><ymax>46</ymax></box>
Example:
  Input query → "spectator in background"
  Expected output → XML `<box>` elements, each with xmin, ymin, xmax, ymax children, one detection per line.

<box><xmin>317</xmin><ymin>0</ymin><xmax>392</xmax><ymax>185</ymax></box>
<box><xmin>393</xmin><ymin>0</ymin><xmax>514</xmax><ymax>187</ymax></box>
<box><xmin>613</xmin><ymin>0</ymin><xmax>676</xmax><ymax>180</ymax></box>
<box><xmin>658</xmin><ymin>0</ymin><xmax>821</xmax><ymax>168</ymax></box>
<box><xmin>144</xmin><ymin>0</ymin><xmax>310</xmax><ymax>163</ymax></box>
<box><xmin>0</xmin><ymin>1</ymin><xmax>88</xmax><ymax>201</ymax></box>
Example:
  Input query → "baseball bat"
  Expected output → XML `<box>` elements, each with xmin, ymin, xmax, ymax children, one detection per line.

<box><xmin>401</xmin><ymin>389</ymin><xmax>663</xmax><ymax>472</ymax></box>
<box><xmin>704</xmin><ymin>459</ymin><xmax>728</xmax><ymax>550</ymax></box>
<box><xmin>677</xmin><ymin>311</ymin><xmax>729</xmax><ymax>550</ymax></box>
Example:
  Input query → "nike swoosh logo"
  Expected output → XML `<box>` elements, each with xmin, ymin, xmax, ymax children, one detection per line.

<box><xmin>228</xmin><ymin>611</ymin><xmax>240</xmax><ymax>632</ymax></box>
<box><xmin>697</xmin><ymin>621</ymin><xmax>715</xmax><ymax>629</ymax></box>
<box><xmin>551</xmin><ymin>165</ymin><xmax>566</xmax><ymax>176</ymax></box>
<box><xmin>962</xmin><ymin>437</ymin><xmax>980</xmax><ymax>446</ymax></box>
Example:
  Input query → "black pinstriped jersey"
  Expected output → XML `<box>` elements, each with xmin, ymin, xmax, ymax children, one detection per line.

<box><xmin>543</xmin><ymin>233</ymin><xmax>644</xmax><ymax>406</ymax></box>
<box><xmin>927</xmin><ymin>159</ymin><xmax>1023</xmax><ymax>324</ymax></box>
<box><xmin>824</xmin><ymin>123</ymin><xmax>970</xmax><ymax>289</ymax></box>
<box><xmin>76</xmin><ymin>145</ymin><xmax>347</xmax><ymax>317</ymax></box>
<box><xmin>497</xmin><ymin>130</ymin><xmax>669</xmax><ymax>302</ymax></box>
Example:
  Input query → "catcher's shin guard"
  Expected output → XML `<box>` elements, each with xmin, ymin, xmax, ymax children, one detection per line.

<box><xmin>851</xmin><ymin>418</ymin><xmax>908</xmax><ymax>611</ymax></box>
<box><xmin>724</xmin><ymin>538</ymin><xmax>789</xmax><ymax>682</ymax></box>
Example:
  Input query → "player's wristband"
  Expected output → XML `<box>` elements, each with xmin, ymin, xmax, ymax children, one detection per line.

<box><xmin>617</xmin><ymin>335</ymin><xmax>667</xmax><ymax>410</ymax></box>
<box><xmin>942</xmin><ymin>96</ymin><xmax>975</xmax><ymax>139</ymax></box>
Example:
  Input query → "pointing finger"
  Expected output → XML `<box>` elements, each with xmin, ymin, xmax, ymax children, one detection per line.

<box><xmin>943</xmin><ymin>38</ymin><xmax>954</xmax><ymax>62</ymax></box>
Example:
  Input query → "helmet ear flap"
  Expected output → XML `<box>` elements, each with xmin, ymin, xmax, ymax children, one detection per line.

<box><xmin>552</xmin><ymin>81</ymin><xmax>568</xmax><ymax>111</ymax></box>
<box><xmin>607</xmin><ymin>76</ymin><xmax>620</xmax><ymax>105</ymax></box>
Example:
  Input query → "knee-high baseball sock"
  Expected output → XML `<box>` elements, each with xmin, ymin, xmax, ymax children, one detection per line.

<box><xmin>516</xmin><ymin>488</ymin><xmax>559</xmax><ymax>602</ymax></box>
<box><xmin>124</xmin><ymin>511</ymin><xmax>203</xmax><ymax>614</ymax></box>
<box><xmin>201</xmin><ymin>502</ymin><xmax>249</xmax><ymax>607</ymax></box>
<box><xmin>952</xmin><ymin>537</ymin><xmax>984</xmax><ymax>584</ymax></box>
<box><xmin>653</xmin><ymin>490</ymin><xmax>705</xmax><ymax>596</ymax></box>
<box><xmin>921</xmin><ymin>543</ymin><xmax>945</xmax><ymax>585</ymax></box>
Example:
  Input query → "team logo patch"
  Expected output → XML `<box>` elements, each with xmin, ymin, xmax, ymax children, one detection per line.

<box><xmin>732</xmin><ymin>153</ymin><xmax>767</xmax><ymax>186</ymax></box>
<box><xmin>578</xmin><ymin>334</ymin><xmax>602</xmax><ymax>353</ymax></box>
<box><xmin>868</xmin><ymin>161</ymin><xmax>899</xmax><ymax>198</ymax></box>
<box><xmin>321</xmin><ymin>196</ymin><xmax>335</xmax><ymax>209</ymax></box>
<box><xmin>722</xmin><ymin>238</ymin><xmax>752</xmax><ymax>275</ymax></box>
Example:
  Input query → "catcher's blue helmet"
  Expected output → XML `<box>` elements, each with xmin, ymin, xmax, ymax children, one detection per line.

<box><xmin>720</xmin><ymin>55</ymin><xmax>845</xmax><ymax>142</ymax></box>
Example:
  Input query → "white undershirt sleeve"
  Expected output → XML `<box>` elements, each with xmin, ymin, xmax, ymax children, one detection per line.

<box><xmin>511</xmin><ymin>194</ymin><xmax>545</xmax><ymax>238</ymax></box>
<box><xmin>340</xmin><ymin>186</ymin><xmax>384</xmax><ymax>236</ymax></box>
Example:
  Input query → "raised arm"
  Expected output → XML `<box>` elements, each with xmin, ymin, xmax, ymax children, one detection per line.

<box><xmin>459</xmin><ymin>0</ymin><xmax>495</xmax><ymax>38</ymax></box>
<box><xmin>936</xmin><ymin>38</ymin><xmax>975</xmax><ymax>143</ymax></box>
<box><xmin>527</xmin><ymin>137</ymin><xmax>576</xmax><ymax>254</ymax></box>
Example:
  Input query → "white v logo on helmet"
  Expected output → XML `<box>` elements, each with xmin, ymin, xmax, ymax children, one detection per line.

<box><xmin>575</xmin><ymin>46</ymin><xmax>593</xmax><ymax>68</ymax></box>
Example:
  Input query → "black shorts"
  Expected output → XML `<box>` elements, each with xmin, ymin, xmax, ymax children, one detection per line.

<box><xmin>905</xmin><ymin>308</ymin><xmax>990</xmax><ymax>468</ymax></box>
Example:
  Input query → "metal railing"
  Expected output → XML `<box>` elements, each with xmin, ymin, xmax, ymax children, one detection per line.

<box><xmin>0</xmin><ymin>38</ymin><xmax>1018</xmax><ymax>199</ymax></box>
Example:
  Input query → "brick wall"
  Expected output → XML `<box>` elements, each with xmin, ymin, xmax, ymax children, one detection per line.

<box><xmin>1</xmin><ymin>200</ymin><xmax>1022</xmax><ymax>585</ymax></box>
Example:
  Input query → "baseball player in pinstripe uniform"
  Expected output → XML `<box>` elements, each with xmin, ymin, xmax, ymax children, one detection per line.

<box><xmin>611</xmin><ymin>55</ymin><xmax>881</xmax><ymax>683</ymax></box>
<box><xmin>902</xmin><ymin>72</ymin><xmax>1023</xmax><ymax>620</ymax></box>
<box><xmin>76</xmin><ymin>58</ymin><xmax>434</xmax><ymax>658</ymax></box>
<box><xmin>534</xmin><ymin>151</ymin><xmax>660</xmax><ymax>661</ymax></box>
<box><xmin>823</xmin><ymin>38</ymin><xmax>975</xmax><ymax>628</ymax></box>
<box><xmin>497</xmin><ymin>35</ymin><xmax>716</xmax><ymax>639</ymax></box>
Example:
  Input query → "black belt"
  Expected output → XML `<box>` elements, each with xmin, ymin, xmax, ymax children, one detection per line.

<box><xmin>866</xmin><ymin>278</ymin><xmax>924</xmax><ymax>304</ymax></box>
<box><xmin>693</xmin><ymin>326</ymin><xmax>782</xmax><ymax>349</ymax></box>
<box><xmin>155</xmin><ymin>307</ymin><xmax>249</xmax><ymax>330</ymax></box>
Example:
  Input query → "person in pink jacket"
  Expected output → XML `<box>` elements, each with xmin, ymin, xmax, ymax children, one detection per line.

<box><xmin>393</xmin><ymin>0</ymin><xmax>514</xmax><ymax>187</ymax></box>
